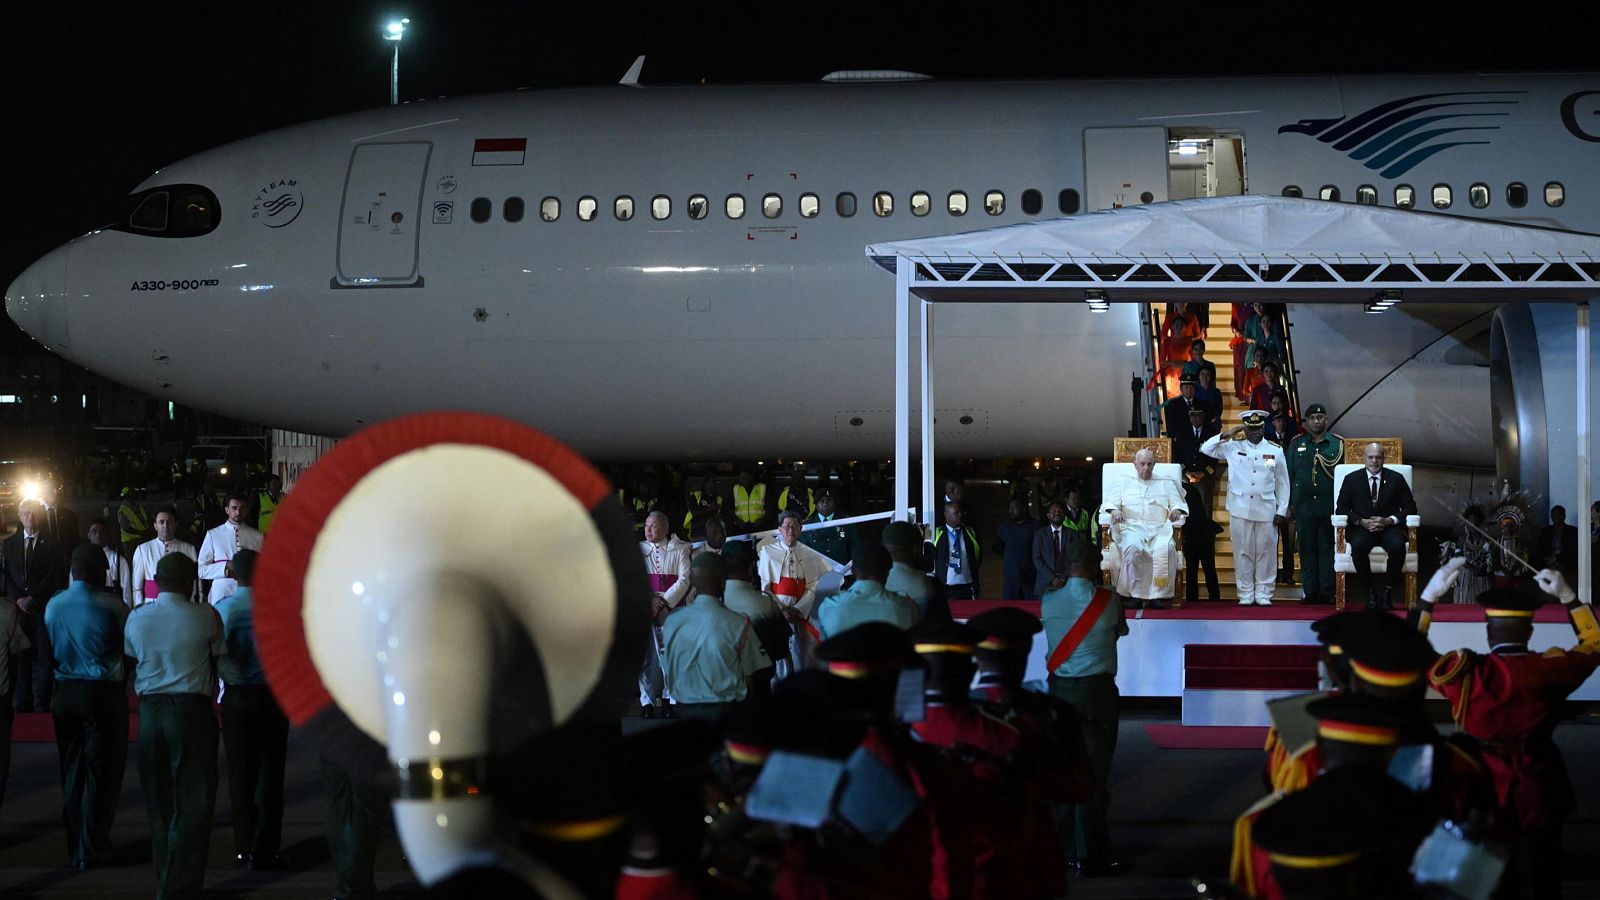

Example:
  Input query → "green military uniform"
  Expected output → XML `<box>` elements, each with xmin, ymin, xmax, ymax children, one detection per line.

<box><xmin>1287</xmin><ymin>414</ymin><xmax>1343</xmax><ymax>604</ymax></box>
<box><xmin>799</xmin><ymin>511</ymin><xmax>859</xmax><ymax>564</ymax></box>
<box><xmin>123</xmin><ymin>555</ymin><xmax>224</xmax><ymax>900</ymax></box>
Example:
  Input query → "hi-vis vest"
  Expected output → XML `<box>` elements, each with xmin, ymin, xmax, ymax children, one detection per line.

<box><xmin>257</xmin><ymin>490</ymin><xmax>280</xmax><ymax>534</ymax></box>
<box><xmin>733</xmin><ymin>484</ymin><xmax>767</xmax><ymax>523</ymax></box>
<box><xmin>778</xmin><ymin>487</ymin><xmax>816</xmax><ymax>519</ymax></box>
<box><xmin>118</xmin><ymin>502</ymin><xmax>149</xmax><ymax>544</ymax></box>
<box><xmin>683</xmin><ymin>490</ymin><xmax>723</xmax><ymax>530</ymax></box>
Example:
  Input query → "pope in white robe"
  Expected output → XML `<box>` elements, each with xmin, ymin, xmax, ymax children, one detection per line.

<box><xmin>1102</xmin><ymin>449</ymin><xmax>1187</xmax><ymax>601</ymax></box>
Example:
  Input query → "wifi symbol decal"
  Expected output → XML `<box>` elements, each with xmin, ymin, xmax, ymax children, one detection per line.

<box><xmin>431</xmin><ymin>201</ymin><xmax>454</xmax><ymax>224</ymax></box>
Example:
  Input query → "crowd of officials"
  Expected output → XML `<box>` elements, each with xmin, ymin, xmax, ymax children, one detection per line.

<box><xmin>3</xmin><ymin>449</ymin><xmax>1600</xmax><ymax>898</ymax></box>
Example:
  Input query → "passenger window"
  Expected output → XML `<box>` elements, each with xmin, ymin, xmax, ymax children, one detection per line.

<box><xmin>910</xmin><ymin>192</ymin><xmax>931</xmax><ymax>216</ymax></box>
<box><xmin>1058</xmin><ymin>188</ymin><xmax>1080</xmax><ymax>214</ymax></box>
<box><xmin>985</xmin><ymin>191</ymin><xmax>1005</xmax><ymax>215</ymax></box>
<box><xmin>469</xmin><ymin>197</ymin><xmax>492</xmax><ymax>224</ymax></box>
<box><xmin>726</xmin><ymin>194</ymin><xmax>746</xmax><ymax>219</ymax></box>
<box><xmin>1506</xmin><ymin>182</ymin><xmax>1528</xmax><ymax>208</ymax></box>
<box><xmin>1545</xmin><ymin>182</ymin><xmax>1565</xmax><ymax>207</ymax></box>
<box><xmin>614</xmin><ymin>196</ymin><xmax>634</xmax><ymax>221</ymax></box>
<box><xmin>1469</xmin><ymin>183</ymin><xmax>1490</xmax><ymax>209</ymax></box>
<box><xmin>948</xmin><ymin>191</ymin><xmax>968</xmax><ymax>215</ymax></box>
<box><xmin>651</xmin><ymin>195</ymin><xmax>671</xmax><ymax>220</ymax></box>
<box><xmin>1355</xmin><ymin>185</ymin><xmax>1377</xmax><ymax>205</ymax></box>
<box><xmin>1282</xmin><ymin>185</ymin><xmax>1303</xmax><ymax>198</ymax></box>
<box><xmin>1394</xmin><ymin>185</ymin><xmax>1415</xmax><ymax>209</ymax></box>
<box><xmin>1318</xmin><ymin>185</ymin><xmax>1340</xmax><ymax>201</ymax></box>
<box><xmin>799</xmin><ymin>193</ymin><xmax>820</xmax><ymax>218</ymax></box>
<box><xmin>540</xmin><ymin>197</ymin><xmax>559</xmax><ymax>222</ymax></box>
<box><xmin>503</xmin><ymin>197</ymin><xmax>524</xmax><ymax>223</ymax></box>
<box><xmin>577</xmin><ymin>196</ymin><xmax>597</xmax><ymax>221</ymax></box>
<box><xmin>873</xmin><ymin>192</ymin><xmax>894</xmax><ymax>217</ymax></box>
<box><xmin>1432</xmin><ymin>184</ymin><xmax>1453</xmax><ymax>209</ymax></box>
<box><xmin>130</xmin><ymin>192</ymin><xmax>170</xmax><ymax>232</ymax></box>
<box><xmin>762</xmin><ymin>193</ymin><xmax>782</xmax><ymax>219</ymax></box>
<box><xmin>1021</xmin><ymin>189</ymin><xmax>1042</xmax><ymax>215</ymax></box>
<box><xmin>688</xmin><ymin>195</ymin><xmax>708</xmax><ymax>220</ymax></box>
<box><xmin>836</xmin><ymin>192</ymin><xmax>857</xmax><ymax>217</ymax></box>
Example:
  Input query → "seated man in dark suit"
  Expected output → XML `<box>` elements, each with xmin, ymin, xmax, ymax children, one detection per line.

<box><xmin>1535</xmin><ymin>505</ymin><xmax>1580</xmax><ymax>582</ymax></box>
<box><xmin>2</xmin><ymin>499</ymin><xmax>70</xmax><ymax>711</ymax></box>
<box><xmin>1334</xmin><ymin>442</ymin><xmax>1417</xmax><ymax>609</ymax></box>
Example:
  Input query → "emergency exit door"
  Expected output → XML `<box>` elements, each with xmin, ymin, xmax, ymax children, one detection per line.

<box><xmin>1084</xmin><ymin>127</ymin><xmax>1168</xmax><ymax>212</ymax></box>
<box><xmin>335</xmin><ymin>142</ymin><xmax>431</xmax><ymax>287</ymax></box>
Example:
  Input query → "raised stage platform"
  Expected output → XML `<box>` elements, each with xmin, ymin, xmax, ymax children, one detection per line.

<box><xmin>947</xmin><ymin>600</ymin><xmax>1600</xmax><ymax>701</ymax></box>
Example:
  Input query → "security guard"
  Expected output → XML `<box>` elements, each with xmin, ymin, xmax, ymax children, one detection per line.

<box><xmin>682</xmin><ymin>474</ymin><xmax>725</xmax><ymax>539</ymax></box>
<box><xmin>253</xmin><ymin>475</ymin><xmax>284</xmax><ymax>535</ymax></box>
<box><xmin>730</xmin><ymin>469</ymin><xmax>769</xmax><ymax>535</ymax></box>
<box><xmin>116</xmin><ymin>487</ymin><xmax>151</xmax><ymax>560</ymax></box>
<box><xmin>1202</xmin><ymin>411</ymin><xmax>1290</xmax><ymax>606</ymax></box>
<box><xmin>44</xmin><ymin>545</ymin><xmax>129</xmax><ymax>869</ymax></box>
<box><xmin>1421</xmin><ymin>561</ymin><xmax>1599</xmax><ymax>899</ymax></box>
<box><xmin>799</xmin><ymin>488</ymin><xmax>858</xmax><ymax>564</ymax></box>
<box><xmin>124</xmin><ymin>553</ymin><xmax>225</xmax><ymax>900</ymax></box>
<box><xmin>1286</xmin><ymin>403</ymin><xmax>1343</xmax><ymax>604</ymax></box>
<box><xmin>215</xmin><ymin>549</ymin><xmax>290</xmax><ymax>869</ymax></box>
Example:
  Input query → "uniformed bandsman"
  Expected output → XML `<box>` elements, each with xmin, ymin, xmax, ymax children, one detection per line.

<box><xmin>124</xmin><ymin>552</ymin><xmax>225</xmax><ymax>900</ymax></box>
<box><xmin>1420</xmin><ymin>560</ymin><xmax>1599</xmax><ymax>899</ymax></box>
<box><xmin>44</xmin><ymin>544</ymin><xmax>129</xmax><ymax>870</ymax></box>
<box><xmin>799</xmin><ymin>488</ymin><xmax>858</xmax><ymax>564</ymax></box>
<box><xmin>197</xmin><ymin>492</ymin><xmax>264</xmax><ymax>604</ymax></box>
<box><xmin>1285</xmin><ymin>403</ymin><xmax>1343</xmax><ymax>604</ymax></box>
<box><xmin>1203</xmin><ymin>410</ymin><xmax>1290</xmax><ymax>606</ymax></box>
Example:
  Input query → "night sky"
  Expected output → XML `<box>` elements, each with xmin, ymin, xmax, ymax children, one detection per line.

<box><xmin>3</xmin><ymin>1</ymin><xmax>1593</xmax><ymax>351</ymax></box>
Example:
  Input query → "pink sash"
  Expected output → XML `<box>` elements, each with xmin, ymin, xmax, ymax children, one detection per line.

<box><xmin>647</xmin><ymin>573</ymin><xmax>678</xmax><ymax>594</ymax></box>
<box><xmin>144</xmin><ymin>579</ymin><xmax>160</xmax><ymax>599</ymax></box>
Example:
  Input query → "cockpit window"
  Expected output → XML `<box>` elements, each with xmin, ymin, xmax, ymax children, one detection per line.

<box><xmin>110</xmin><ymin>184</ymin><xmax>220</xmax><ymax>238</ymax></box>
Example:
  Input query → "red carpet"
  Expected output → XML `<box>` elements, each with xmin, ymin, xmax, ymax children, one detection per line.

<box><xmin>1143</xmin><ymin>723</ymin><xmax>1269</xmax><ymax>750</ymax></box>
<box><xmin>11</xmin><ymin>712</ymin><xmax>139</xmax><ymax>743</ymax></box>
<box><xmin>948</xmin><ymin>599</ymin><xmax>1567</xmax><ymax>623</ymax></box>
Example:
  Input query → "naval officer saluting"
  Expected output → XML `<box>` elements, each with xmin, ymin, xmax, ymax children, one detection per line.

<box><xmin>1202</xmin><ymin>410</ymin><xmax>1290</xmax><ymax>606</ymax></box>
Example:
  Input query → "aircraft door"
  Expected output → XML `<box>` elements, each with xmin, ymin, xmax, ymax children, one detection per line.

<box><xmin>1083</xmin><ymin>127</ymin><xmax>1168</xmax><ymax>211</ymax></box>
<box><xmin>335</xmin><ymin>142</ymin><xmax>432</xmax><ymax>287</ymax></box>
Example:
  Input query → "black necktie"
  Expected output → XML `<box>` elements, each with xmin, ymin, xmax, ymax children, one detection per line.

<box><xmin>25</xmin><ymin>536</ymin><xmax>36</xmax><ymax>580</ymax></box>
<box><xmin>1370</xmin><ymin>475</ymin><xmax>1379</xmax><ymax>504</ymax></box>
<box><xmin>1053</xmin><ymin>530</ymin><xmax>1062</xmax><ymax>569</ymax></box>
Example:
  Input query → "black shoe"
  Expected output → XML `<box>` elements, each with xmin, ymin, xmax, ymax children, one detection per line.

<box><xmin>1147</xmin><ymin>599</ymin><xmax>1167</xmax><ymax>610</ymax></box>
<box><xmin>250</xmin><ymin>852</ymin><xmax>290</xmax><ymax>871</ymax></box>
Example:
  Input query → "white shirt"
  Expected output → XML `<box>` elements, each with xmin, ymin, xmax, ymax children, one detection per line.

<box><xmin>199</xmin><ymin>521</ymin><xmax>264</xmax><ymax>604</ymax></box>
<box><xmin>133</xmin><ymin>537</ymin><xmax>198</xmax><ymax>606</ymax></box>
<box><xmin>639</xmin><ymin>536</ymin><xmax>694</xmax><ymax>609</ymax></box>
<box><xmin>945</xmin><ymin>529</ymin><xmax>974</xmax><ymax>586</ymax></box>
<box><xmin>757</xmin><ymin>538</ymin><xmax>833</xmax><ymax>619</ymax></box>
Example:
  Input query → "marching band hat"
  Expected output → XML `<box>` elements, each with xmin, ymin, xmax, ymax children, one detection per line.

<box><xmin>1253</xmin><ymin>766</ymin><xmax>1429</xmax><ymax>883</ymax></box>
<box><xmin>909</xmin><ymin>621</ymin><xmax>983</xmax><ymax>657</ymax></box>
<box><xmin>1339</xmin><ymin>610</ymin><xmax>1436</xmax><ymax>686</ymax></box>
<box><xmin>1304</xmin><ymin>693</ymin><xmax>1407</xmax><ymax>746</ymax></box>
<box><xmin>814</xmin><ymin>622</ymin><xmax>914</xmax><ymax>678</ymax></box>
<box><xmin>1476</xmin><ymin>586</ymin><xmax>1542</xmax><ymax>617</ymax></box>
<box><xmin>966</xmin><ymin>606</ymin><xmax>1044</xmax><ymax>655</ymax></box>
<box><xmin>1310</xmin><ymin>610</ymin><xmax>1363</xmax><ymax>654</ymax></box>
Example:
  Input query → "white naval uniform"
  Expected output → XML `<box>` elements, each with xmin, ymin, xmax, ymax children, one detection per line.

<box><xmin>1102</xmin><ymin>475</ymin><xmax>1187</xmax><ymax>600</ymax></box>
<box><xmin>639</xmin><ymin>535</ymin><xmax>694</xmax><ymax>706</ymax></box>
<box><xmin>1202</xmin><ymin>434</ymin><xmax>1290</xmax><ymax>604</ymax></box>
<box><xmin>198</xmin><ymin>521</ymin><xmax>264</xmax><ymax>604</ymax></box>
<box><xmin>131</xmin><ymin>537</ymin><xmax>198</xmax><ymax>606</ymax></box>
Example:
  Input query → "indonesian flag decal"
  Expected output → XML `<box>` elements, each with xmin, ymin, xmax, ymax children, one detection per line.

<box><xmin>472</xmin><ymin>137</ymin><xmax>526</xmax><ymax>166</ymax></box>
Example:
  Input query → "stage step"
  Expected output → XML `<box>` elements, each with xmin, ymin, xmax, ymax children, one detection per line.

<box><xmin>1182</xmin><ymin>642</ymin><xmax>1322</xmax><ymax>726</ymax></box>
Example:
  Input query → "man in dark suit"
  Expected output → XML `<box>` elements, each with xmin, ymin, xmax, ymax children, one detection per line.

<box><xmin>1535</xmin><ymin>505</ymin><xmax>1580</xmax><ymax>582</ymax></box>
<box><xmin>3</xmin><ymin>499</ymin><xmax>70</xmax><ymax>710</ymax></box>
<box><xmin>992</xmin><ymin>497</ymin><xmax>1039</xmax><ymax>600</ymax></box>
<box><xmin>1334</xmin><ymin>443</ymin><xmax>1417</xmax><ymax>609</ymax></box>
<box><xmin>1173</xmin><ymin>405</ymin><xmax>1220</xmax><ymax>513</ymax></box>
<box><xmin>1032</xmin><ymin>501</ymin><xmax>1083</xmax><ymax>597</ymax></box>
<box><xmin>1162</xmin><ymin>375</ymin><xmax>1206</xmax><ymax>437</ymax></box>
<box><xmin>39</xmin><ymin>483</ymin><xmax>82</xmax><ymax>560</ymax></box>
<box><xmin>1181</xmin><ymin>479</ymin><xmax>1222</xmax><ymax>603</ymax></box>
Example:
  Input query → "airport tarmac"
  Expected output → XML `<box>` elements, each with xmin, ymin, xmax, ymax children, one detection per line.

<box><xmin>4</xmin><ymin>701</ymin><xmax>1600</xmax><ymax>898</ymax></box>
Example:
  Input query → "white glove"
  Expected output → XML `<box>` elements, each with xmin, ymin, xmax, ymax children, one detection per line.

<box><xmin>1534</xmin><ymin>568</ymin><xmax>1577</xmax><ymax>604</ymax></box>
<box><xmin>1421</xmin><ymin>556</ymin><xmax>1468</xmax><ymax>604</ymax></box>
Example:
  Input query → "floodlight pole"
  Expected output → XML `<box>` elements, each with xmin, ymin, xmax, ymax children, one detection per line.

<box><xmin>1578</xmin><ymin>299</ymin><xmax>1591</xmax><ymax>606</ymax></box>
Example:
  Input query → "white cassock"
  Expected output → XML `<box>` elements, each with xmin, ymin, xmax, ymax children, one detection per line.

<box><xmin>198</xmin><ymin>521</ymin><xmax>264</xmax><ymax>604</ymax></box>
<box><xmin>1102</xmin><ymin>475</ymin><xmax>1187</xmax><ymax>600</ymax></box>
<box><xmin>757</xmin><ymin>538</ymin><xmax>834</xmax><ymax>672</ymax></box>
<box><xmin>131</xmin><ymin>537</ymin><xmax>198</xmax><ymax>606</ymax></box>
<box><xmin>639</xmin><ymin>536</ymin><xmax>695</xmax><ymax>706</ymax></box>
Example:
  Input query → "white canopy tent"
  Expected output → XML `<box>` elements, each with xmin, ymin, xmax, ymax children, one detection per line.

<box><xmin>866</xmin><ymin>195</ymin><xmax>1597</xmax><ymax>602</ymax></box>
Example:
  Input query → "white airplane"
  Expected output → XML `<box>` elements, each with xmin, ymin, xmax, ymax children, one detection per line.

<box><xmin>6</xmin><ymin>71</ymin><xmax>1599</xmax><ymax>472</ymax></box>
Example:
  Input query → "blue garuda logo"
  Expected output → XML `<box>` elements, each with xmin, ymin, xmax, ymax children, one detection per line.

<box><xmin>1278</xmin><ymin>91</ymin><xmax>1525</xmax><ymax>178</ymax></box>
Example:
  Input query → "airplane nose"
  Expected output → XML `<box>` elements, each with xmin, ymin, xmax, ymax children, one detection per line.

<box><xmin>5</xmin><ymin>246</ymin><xmax>71</xmax><ymax>351</ymax></box>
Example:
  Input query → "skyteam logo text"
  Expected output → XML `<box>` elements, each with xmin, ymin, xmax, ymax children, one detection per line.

<box><xmin>1277</xmin><ymin>92</ymin><xmax>1525</xmax><ymax>179</ymax></box>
